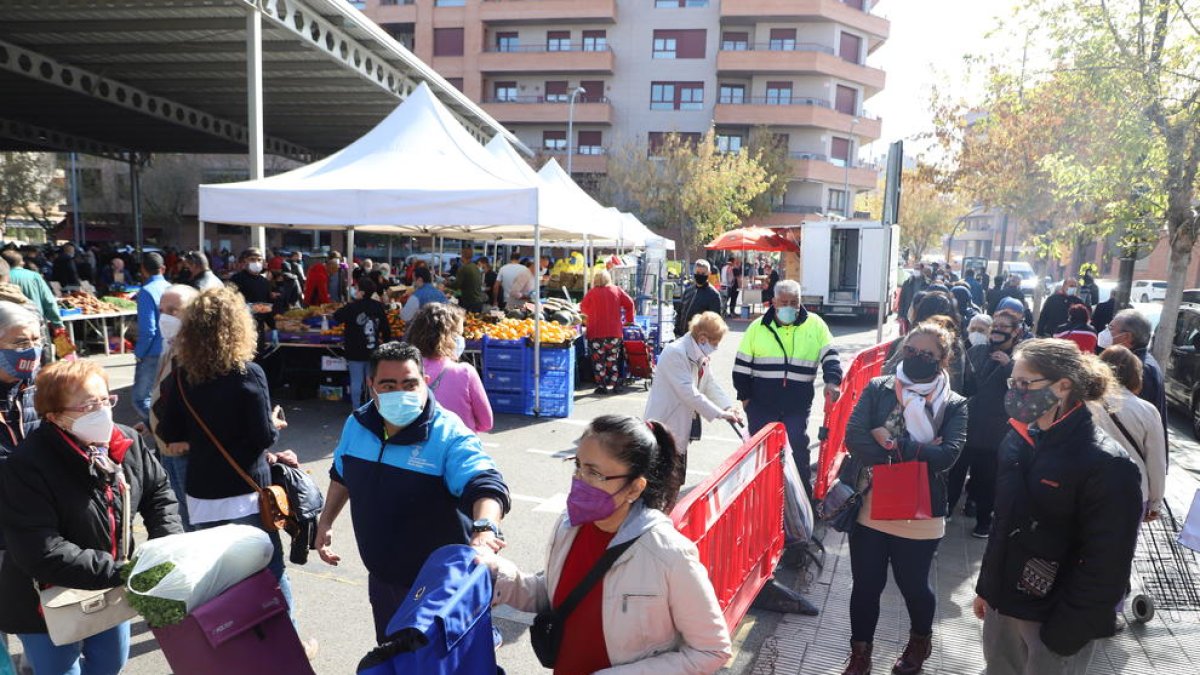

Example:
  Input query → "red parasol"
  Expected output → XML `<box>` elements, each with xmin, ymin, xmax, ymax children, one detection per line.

<box><xmin>705</xmin><ymin>226</ymin><xmax>800</xmax><ymax>253</ymax></box>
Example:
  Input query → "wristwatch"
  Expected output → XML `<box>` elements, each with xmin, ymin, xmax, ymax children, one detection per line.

<box><xmin>471</xmin><ymin>518</ymin><xmax>504</xmax><ymax>540</ymax></box>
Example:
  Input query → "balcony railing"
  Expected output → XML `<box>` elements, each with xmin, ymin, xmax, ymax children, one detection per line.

<box><xmin>720</xmin><ymin>42</ymin><xmax>835</xmax><ymax>54</ymax></box>
<box><xmin>789</xmin><ymin>151</ymin><xmax>829</xmax><ymax>161</ymax></box>
<box><xmin>484</xmin><ymin>95</ymin><xmax>610</xmax><ymax>104</ymax></box>
<box><xmin>378</xmin><ymin>0</ymin><xmax>414</xmax><ymax>5</ymax></box>
<box><xmin>544</xmin><ymin>147</ymin><xmax>608</xmax><ymax>156</ymax></box>
<box><xmin>717</xmin><ymin>95</ymin><xmax>832</xmax><ymax>107</ymax></box>
<box><xmin>485</xmin><ymin>43</ymin><xmax>612</xmax><ymax>53</ymax></box>
<box><xmin>772</xmin><ymin>204</ymin><xmax>824</xmax><ymax>214</ymax></box>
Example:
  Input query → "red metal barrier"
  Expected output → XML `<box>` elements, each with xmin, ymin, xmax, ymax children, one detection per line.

<box><xmin>670</xmin><ymin>423</ymin><xmax>788</xmax><ymax>631</ymax></box>
<box><xmin>813</xmin><ymin>342</ymin><xmax>892</xmax><ymax>501</ymax></box>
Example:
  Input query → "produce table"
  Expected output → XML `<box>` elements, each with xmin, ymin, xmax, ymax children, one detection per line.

<box><xmin>62</xmin><ymin>310</ymin><xmax>137</xmax><ymax>355</ymax></box>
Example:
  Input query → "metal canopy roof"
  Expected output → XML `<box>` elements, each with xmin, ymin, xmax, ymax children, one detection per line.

<box><xmin>0</xmin><ymin>0</ymin><xmax>526</xmax><ymax>162</ymax></box>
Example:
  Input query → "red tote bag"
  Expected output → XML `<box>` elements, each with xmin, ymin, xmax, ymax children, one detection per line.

<box><xmin>870</xmin><ymin>456</ymin><xmax>933</xmax><ymax>521</ymax></box>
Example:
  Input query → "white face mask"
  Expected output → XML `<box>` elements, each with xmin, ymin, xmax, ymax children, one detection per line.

<box><xmin>454</xmin><ymin>335</ymin><xmax>466</xmax><ymax>359</ymax></box>
<box><xmin>159</xmin><ymin>313</ymin><xmax>182</xmax><ymax>345</ymax></box>
<box><xmin>967</xmin><ymin>331</ymin><xmax>989</xmax><ymax>347</ymax></box>
<box><xmin>697</xmin><ymin>339</ymin><xmax>716</xmax><ymax>356</ymax></box>
<box><xmin>1097</xmin><ymin>327</ymin><xmax>1114</xmax><ymax>349</ymax></box>
<box><xmin>67</xmin><ymin>407</ymin><xmax>115</xmax><ymax>445</ymax></box>
<box><xmin>247</xmin><ymin>262</ymin><xmax>264</xmax><ymax>274</ymax></box>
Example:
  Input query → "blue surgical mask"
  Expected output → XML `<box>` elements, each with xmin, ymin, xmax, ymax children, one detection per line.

<box><xmin>454</xmin><ymin>335</ymin><xmax>466</xmax><ymax>359</ymax></box>
<box><xmin>0</xmin><ymin>347</ymin><xmax>40</xmax><ymax>381</ymax></box>
<box><xmin>776</xmin><ymin>306</ymin><xmax>799</xmax><ymax>325</ymax></box>
<box><xmin>375</xmin><ymin>390</ymin><xmax>424</xmax><ymax>428</ymax></box>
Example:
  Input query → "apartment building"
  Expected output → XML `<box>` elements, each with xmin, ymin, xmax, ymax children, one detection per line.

<box><xmin>362</xmin><ymin>0</ymin><xmax>888</xmax><ymax>224</ymax></box>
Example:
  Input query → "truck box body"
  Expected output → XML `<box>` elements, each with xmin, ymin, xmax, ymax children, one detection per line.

<box><xmin>800</xmin><ymin>220</ymin><xmax>899</xmax><ymax>318</ymax></box>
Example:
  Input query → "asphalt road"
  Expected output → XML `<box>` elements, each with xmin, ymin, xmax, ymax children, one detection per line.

<box><xmin>8</xmin><ymin>315</ymin><xmax>889</xmax><ymax>674</ymax></box>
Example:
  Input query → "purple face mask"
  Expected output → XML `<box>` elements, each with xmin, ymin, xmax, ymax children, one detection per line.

<box><xmin>567</xmin><ymin>478</ymin><xmax>619</xmax><ymax>526</ymax></box>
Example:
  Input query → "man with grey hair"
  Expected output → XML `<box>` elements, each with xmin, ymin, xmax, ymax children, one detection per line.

<box><xmin>184</xmin><ymin>250</ymin><xmax>222</xmax><ymax>291</ymax></box>
<box><xmin>1108</xmin><ymin>308</ymin><xmax>1168</xmax><ymax>442</ymax></box>
<box><xmin>148</xmin><ymin>283</ymin><xmax>200</xmax><ymax>529</ymax></box>
<box><xmin>674</xmin><ymin>259</ymin><xmax>723</xmax><ymax>337</ymax></box>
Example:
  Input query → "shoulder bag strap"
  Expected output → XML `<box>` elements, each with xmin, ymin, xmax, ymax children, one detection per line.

<box><xmin>1106</xmin><ymin>410</ymin><xmax>1145</xmax><ymax>461</ymax></box>
<box><xmin>174</xmin><ymin>373</ymin><xmax>264</xmax><ymax>493</ymax></box>
<box><xmin>553</xmin><ymin>535</ymin><xmax>641</xmax><ymax>622</ymax></box>
<box><xmin>118</xmin><ymin>471</ymin><xmax>132</xmax><ymax>563</ymax></box>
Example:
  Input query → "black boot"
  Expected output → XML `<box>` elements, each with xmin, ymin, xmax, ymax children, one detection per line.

<box><xmin>892</xmin><ymin>631</ymin><xmax>932</xmax><ymax>675</ymax></box>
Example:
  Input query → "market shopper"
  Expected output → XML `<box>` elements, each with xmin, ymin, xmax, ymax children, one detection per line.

<box><xmin>184</xmin><ymin>250</ymin><xmax>223</xmax><ymax>292</ymax></box>
<box><xmin>1092</xmin><ymin>346</ymin><xmax>1166</xmax><ymax>522</ymax></box>
<box><xmin>304</xmin><ymin>255</ymin><xmax>332</xmax><ymax>306</ymax></box>
<box><xmin>1053</xmin><ymin>303</ymin><xmax>1098</xmax><ymax>353</ymax></box>
<box><xmin>153</xmin><ymin>287</ymin><xmax>298</xmax><ymax>614</ymax></box>
<box><xmin>1107</xmin><ymin>309</ymin><xmax>1168</xmax><ymax>444</ymax></box>
<box><xmin>132</xmin><ymin>252</ymin><xmax>170</xmax><ymax>423</ymax></box>
<box><xmin>733</xmin><ymin>279</ymin><xmax>842</xmax><ymax>496</ymax></box>
<box><xmin>673</xmin><ymin>260</ymin><xmax>723</xmax><ymax>338</ymax></box>
<box><xmin>314</xmin><ymin>341</ymin><xmax>511</xmax><ymax>642</ymax></box>
<box><xmin>495</xmin><ymin>253</ymin><xmax>532</xmax><ymax>309</ymax></box>
<box><xmin>49</xmin><ymin>242</ymin><xmax>81</xmax><ymax>290</ymax></box>
<box><xmin>645</xmin><ymin>312</ymin><xmax>739</xmax><ymax>461</ymax></box>
<box><xmin>399</xmin><ymin>267</ymin><xmax>447</xmax><ymax>322</ymax></box>
<box><xmin>231</xmin><ymin>247</ymin><xmax>277</xmax><ymax>339</ymax></box>
<box><xmin>446</xmin><ymin>246</ymin><xmax>485</xmax><ymax>313</ymax></box>
<box><xmin>975</xmin><ymin>339</ymin><xmax>1142</xmax><ymax>674</ymax></box>
<box><xmin>480</xmin><ymin>258</ymin><xmax>498</xmax><ymax>306</ymax></box>
<box><xmin>148</xmin><ymin>284</ymin><xmax>200</xmax><ymax>530</ymax></box>
<box><xmin>98</xmin><ymin>256</ymin><xmax>134</xmax><ymax>295</ymax></box>
<box><xmin>327</xmin><ymin>252</ymin><xmax>349</xmax><ymax>303</ymax></box>
<box><xmin>579</xmin><ymin>270</ymin><xmax>636</xmax><ymax>395</ymax></box>
<box><xmin>0</xmin><ymin>359</ymin><xmax>181</xmax><ymax>675</ymax></box>
<box><xmin>481</xmin><ymin>414</ymin><xmax>732</xmax><ymax>673</ymax></box>
<box><xmin>721</xmin><ymin>258</ymin><xmax>742</xmax><ymax>316</ymax></box>
<box><xmin>405</xmin><ymin>303</ymin><xmax>492</xmax><ymax>433</ymax></box>
<box><xmin>1</xmin><ymin>250</ymin><xmax>62</xmax><ymax>330</ymax></box>
<box><xmin>333</xmin><ymin>278</ymin><xmax>392</xmax><ymax>409</ymax></box>
<box><xmin>1036</xmin><ymin>279</ymin><xmax>1084</xmax><ymax>338</ymax></box>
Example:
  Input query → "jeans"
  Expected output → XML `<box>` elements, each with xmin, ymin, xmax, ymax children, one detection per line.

<box><xmin>16</xmin><ymin>622</ymin><xmax>129</xmax><ymax>675</ymax></box>
<box><xmin>347</xmin><ymin>360</ymin><xmax>371</xmax><ymax>409</ymax></box>
<box><xmin>193</xmin><ymin>514</ymin><xmax>294</xmax><ymax>622</ymax></box>
<box><xmin>947</xmin><ymin>444</ymin><xmax>998</xmax><ymax>530</ymax></box>
<box><xmin>159</xmin><ymin>454</ymin><xmax>192</xmax><ymax>531</ymax></box>
<box><xmin>747</xmin><ymin>402</ymin><xmax>814</xmax><ymax>497</ymax></box>
<box><xmin>981</xmin><ymin>607</ymin><xmax>1096</xmax><ymax>675</ymax></box>
<box><xmin>368</xmin><ymin>575</ymin><xmax>411</xmax><ymax>644</ymax></box>
<box><xmin>131</xmin><ymin>355</ymin><xmax>160</xmax><ymax>422</ymax></box>
<box><xmin>849</xmin><ymin>523</ymin><xmax>940</xmax><ymax>642</ymax></box>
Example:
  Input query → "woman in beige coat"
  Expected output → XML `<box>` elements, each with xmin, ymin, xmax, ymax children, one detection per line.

<box><xmin>643</xmin><ymin>312</ymin><xmax>741</xmax><ymax>458</ymax></box>
<box><xmin>479</xmin><ymin>415</ymin><xmax>731</xmax><ymax>674</ymax></box>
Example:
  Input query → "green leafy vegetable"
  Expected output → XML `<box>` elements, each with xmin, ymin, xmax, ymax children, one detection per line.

<box><xmin>121</xmin><ymin>560</ymin><xmax>187</xmax><ymax>628</ymax></box>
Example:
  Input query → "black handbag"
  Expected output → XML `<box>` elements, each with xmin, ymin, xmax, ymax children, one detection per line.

<box><xmin>530</xmin><ymin>536</ymin><xmax>641</xmax><ymax>668</ymax></box>
<box><xmin>817</xmin><ymin>455</ymin><xmax>869</xmax><ymax>533</ymax></box>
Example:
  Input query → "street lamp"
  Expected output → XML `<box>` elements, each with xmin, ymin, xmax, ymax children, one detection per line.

<box><xmin>843</xmin><ymin>116</ymin><xmax>860</xmax><ymax>218</ymax></box>
<box><xmin>566</xmin><ymin>86</ymin><xmax>586</xmax><ymax>175</ymax></box>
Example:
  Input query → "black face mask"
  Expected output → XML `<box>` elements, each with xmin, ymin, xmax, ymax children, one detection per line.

<box><xmin>694</xmin><ymin>273</ymin><xmax>709</xmax><ymax>286</ymax></box>
<box><xmin>902</xmin><ymin>354</ymin><xmax>940</xmax><ymax>381</ymax></box>
<box><xmin>989</xmin><ymin>330</ymin><xmax>1011</xmax><ymax>345</ymax></box>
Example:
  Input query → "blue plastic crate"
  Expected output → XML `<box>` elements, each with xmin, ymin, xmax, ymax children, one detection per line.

<box><xmin>488</xmin><ymin>391</ymin><xmax>529</xmax><ymax>415</ymax></box>
<box><xmin>483</xmin><ymin>369</ymin><xmax>526</xmax><ymax>393</ymax></box>
<box><xmin>537</xmin><ymin>371</ymin><xmax>573</xmax><ymax>399</ymax></box>
<box><xmin>526</xmin><ymin>393</ymin><xmax>573</xmax><ymax>418</ymax></box>
<box><xmin>483</xmin><ymin>339</ymin><xmax>528</xmax><ymax>371</ymax></box>
<box><xmin>537</xmin><ymin>345</ymin><xmax>574</xmax><ymax>373</ymax></box>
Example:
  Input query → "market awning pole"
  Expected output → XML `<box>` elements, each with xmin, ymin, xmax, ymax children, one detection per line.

<box><xmin>346</xmin><ymin>228</ymin><xmax>356</xmax><ymax>299</ymax></box>
<box><xmin>246</xmin><ymin>6</ymin><xmax>266</xmax><ymax>252</ymax></box>
<box><xmin>198</xmin><ymin>221</ymin><xmax>205</xmax><ymax>251</ymax></box>
<box><xmin>387</xmin><ymin>235</ymin><xmax>393</xmax><ymax>268</ymax></box>
<box><xmin>533</xmin><ymin>219</ymin><xmax>542</xmax><ymax>416</ymax></box>
<box><xmin>583</xmin><ymin>234</ymin><xmax>590</xmax><ymax>294</ymax></box>
<box><xmin>129</xmin><ymin>156</ymin><xmax>143</xmax><ymax>257</ymax></box>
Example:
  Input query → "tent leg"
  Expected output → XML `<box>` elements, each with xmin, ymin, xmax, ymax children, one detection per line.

<box><xmin>533</xmin><ymin>223</ymin><xmax>541</xmax><ymax>415</ymax></box>
<box><xmin>347</xmin><ymin>228</ymin><xmax>356</xmax><ymax>299</ymax></box>
<box><xmin>198</xmin><ymin>221</ymin><xmax>206</xmax><ymax>251</ymax></box>
<box><xmin>246</xmin><ymin>6</ymin><xmax>266</xmax><ymax>252</ymax></box>
<box><xmin>583</xmin><ymin>235</ymin><xmax>590</xmax><ymax>295</ymax></box>
<box><xmin>129</xmin><ymin>156</ymin><xmax>143</xmax><ymax>257</ymax></box>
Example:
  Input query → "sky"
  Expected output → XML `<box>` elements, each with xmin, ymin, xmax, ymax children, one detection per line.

<box><xmin>864</xmin><ymin>0</ymin><xmax>1024</xmax><ymax>159</ymax></box>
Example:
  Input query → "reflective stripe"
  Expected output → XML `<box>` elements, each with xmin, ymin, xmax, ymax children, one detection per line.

<box><xmin>749</xmin><ymin>370</ymin><xmax>818</xmax><ymax>382</ymax></box>
<box><xmin>732</xmin><ymin>364</ymin><xmax>754</xmax><ymax>375</ymax></box>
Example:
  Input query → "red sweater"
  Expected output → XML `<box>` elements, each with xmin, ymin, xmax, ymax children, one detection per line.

<box><xmin>580</xmin><ymin>286</ymin><xmax>635</xmax><ymax>340</ymax></box>
<box><xmin>553</xmin><ymin>523</ymin><xmax>615</xmax><ymax>675</ymax></box>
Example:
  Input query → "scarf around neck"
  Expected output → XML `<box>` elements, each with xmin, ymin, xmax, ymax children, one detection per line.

<box><xmin>895</xmin><ymin>364</ymin><xmax>948</xmax><ymax>444</ymax></box>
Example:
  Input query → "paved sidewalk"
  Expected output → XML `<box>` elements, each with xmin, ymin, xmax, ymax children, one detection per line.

<box><xmin>746</xmin><ymin>418</ymin><xmax>1200</xmax><ymax>674</ymax></box>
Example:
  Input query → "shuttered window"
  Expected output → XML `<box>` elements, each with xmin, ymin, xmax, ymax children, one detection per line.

<box><xmin>433</xmin><ymin>28</ymin><xmax>464</xmax><ymax>56</ymax></box>
<box><xmin>839</xmin><ymin>32</ymin><xmax>863</xmax><ymax>63</ymax></box>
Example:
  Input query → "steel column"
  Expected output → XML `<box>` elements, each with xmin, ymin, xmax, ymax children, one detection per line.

<box><xmin>246</xmin><ymin>8</ymin><xmax>267</xmax><ymax>252</ymax></box>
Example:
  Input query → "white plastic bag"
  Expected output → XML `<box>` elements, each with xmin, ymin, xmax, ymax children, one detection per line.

<box><xmin>782</xmin><ymin>440</ymin><xmax>815</xmax><ymax>546</ymax></box>
<box><xmin>125</xmin><ymin>524</ymin><xmax>273</xmax><ymax>611</ymax></box>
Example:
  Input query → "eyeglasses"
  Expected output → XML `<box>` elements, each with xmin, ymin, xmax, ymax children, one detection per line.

<box><xmin>1</xmin><ymin>338</ymin><xmax>43</xmax><ymax>350</ymax></box>
<box><xmin>1007</xmin><ymin>377</ymin><xmax>1049</xmax><ymax>391</ymax></box>
<box><xmin>62</xmin><ymin>395</ymin><xmax>119</xmax><ymax>413</ymax></box>
<box><xmin>571</xmin><ymin>458</ymin><xmax>632</xmax><ymax>486</ymax></box>
<box><xmin>992</xmin><ymin>323</ymin><xmax>1018</xmax><ymax>331</ymax></box>
<box><xmin>902</xmin><ymin>345</ymin><xmax>941</xmax><ymax>361</ymax></box>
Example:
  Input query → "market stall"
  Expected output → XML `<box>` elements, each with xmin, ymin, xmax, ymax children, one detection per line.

<box><xmin>58</xmin><ymin>291</ymin><xmax>138</xmax><ymax>355</ymax></box>
<box><xmin>707</xmin><ymin>226</ymin><xmax>800</xmax><ymax>317</ymax></box>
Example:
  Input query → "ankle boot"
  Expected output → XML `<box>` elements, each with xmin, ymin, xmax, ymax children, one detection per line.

<box><xmin>842</xmin><ymin>641</ymin><xmax>873</xmax><ymax>675</ymax></box>
<box><xmin>892</xmin><ymin>631</ymin><xmax>932</xmax><ymax>675</ymax></box>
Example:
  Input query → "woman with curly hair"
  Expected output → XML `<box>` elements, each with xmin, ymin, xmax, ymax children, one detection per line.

<box><xmin>152</xmin><ymin>287</ymin><xmax>300</xmax><ymax>616</ymax></box>
<box><xmin>405</xmin><ymin>302</ymin><xmax>492</xmax><ymax>433</ymax></box>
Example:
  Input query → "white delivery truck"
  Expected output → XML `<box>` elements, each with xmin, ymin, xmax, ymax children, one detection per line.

<box><xmin>800</xmin><ymin>219</ymin><xmax>900</xmax><ymax>319</ymax></box>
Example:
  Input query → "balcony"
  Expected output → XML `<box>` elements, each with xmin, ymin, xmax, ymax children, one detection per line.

<box><xmin>716</xmin><ymin>47</ymin><xmax>886</xmax><ymax>92</ymax></box>
<box><xmin>364</xmin><ymin>0</ymin><xmax>416</xmax><ymax>24</ymax></box>
<box><xmin>479</xmin><ymin>45</ymin><xmax>614</xmax><ymax>74</ymax></box>
<box><xmin>713</xmin><ymin>98</ymin><xmax>882</xmax><ymax>139</ymax></box>
<box><xmin>544</xmin><ymin>149</ymin><xmax>609</xmax><ymax>174</ymax></box>
<box><xmin>482</xmin><ymin>97</ymin><xmax>613</xmax><ymax>124</ymax></box>
<box><xmin>719</xmin><ymin>0</ymin><xmax>890</xmax><ymax>42</ymax></box>
<box><xmin>480</xmin><ymin>0</ymin><xmax>617</xmax><ymax>25</ymax></box>
<box><xmin>789</xmin><ymin>154</ymin><xmax>878</xmax><ymax>188</ymax></box>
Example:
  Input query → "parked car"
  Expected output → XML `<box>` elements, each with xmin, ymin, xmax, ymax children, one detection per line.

<box><xmin>1132</xmin><ymin>279</ymin><xmax>1168</xmax><ymax>303</ymax></box>
<box><xmin>1166</xmin><ymin>303</ymin><xmax>1200</xmax><ymax>440</ymax></box>
<box><xmin>1182</xmin><ymin>288</ymin><xmax>1200</xmax><ymax>305</ymax></box>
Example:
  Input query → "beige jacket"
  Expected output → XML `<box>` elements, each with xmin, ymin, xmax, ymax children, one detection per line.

<box><xmin>643</xmin><ymin>334</ymin><xmax>734</xmax><ymax>454</ymax></box>
<box><xmin>492</xmin><ymin>503</ymin><xmax>731</xmax><ymax>674</ymax></box>
<box><xmin>1088</xmin><ymin>388</ymin><xmax>1167</xmax><ymax>513</ymax></box>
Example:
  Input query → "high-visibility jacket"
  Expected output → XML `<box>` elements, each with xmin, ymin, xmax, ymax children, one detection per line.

<box><xmin>732</xmin><ymin>306</ymin><xmax>842</xmax><ymax>414</ymax></box>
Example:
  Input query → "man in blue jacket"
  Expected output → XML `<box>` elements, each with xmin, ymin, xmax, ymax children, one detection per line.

<box><xmin>314</xmin><ymin>341</ymin><xmax>510</xmax><ymax>642</ymax></box>
<box><xmin>132</xmin><ymin>252</ymin><xmax>169</xmax><ymax>423</ymax></box>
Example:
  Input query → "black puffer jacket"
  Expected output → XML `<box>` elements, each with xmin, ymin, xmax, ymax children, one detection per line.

<box><xmin>976</xmin><ymin>405</ymin><xmax>1142</xmax><ymax>656</ymax></box>
<box><xmin>0</xmin><ymin>380</ymin><xmax>40</xmax><ymax>550</ymax></box>
<box><xmin>961</xmin><ymin>343</ymin><xmax>1014</xmax><ymax>449</ymax></box>
<box><xmin>845</xmin><ymin>375</ymin><xmax>968</xmax><ymax>518</ymax></box>
<box><xmin>0</xmin><ymin>423</ymin><xmax>182</xmax><ymax>634</ymax></box>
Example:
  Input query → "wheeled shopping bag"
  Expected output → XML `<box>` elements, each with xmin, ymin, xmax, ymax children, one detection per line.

<box><xmin>358</xmin><ymin>545</ymin><xmax>503</xmax><ymax>675</ymax></box>
<box><xmin>152</xmin><ymin>569</ymin><xmax>314</xmax><ymax>675</ymax></box>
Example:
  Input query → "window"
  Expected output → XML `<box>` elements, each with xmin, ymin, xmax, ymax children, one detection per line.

<box><xmin>769</xmin><ymin>28</ymin><xmax>797</xmax><ymax>51</ymax></box>
<box><xmin>546</xmin><ymin>30</ymin><xmax>571</xmax><ymax>52</ymax></box>
<box><xmin>650</xmin><ymin>82</ymin><xmax>703</xmax><ymax>110</ymax></box>
<box><xmin>544</xmin><ymin>81</ymin><xmax>568</xmax><ymax>103</ymax></box>
<box><xmin>652</xmin><ymin>29</ymin><xmax>706</xmax><ymax>59</ymax></box>
<box><xmin>650</xmin><ymin>83</ymin><xmax>676</xmax><ymax>110</ymax></box>
<box><xmin>656</xmin><ymin>0</ymin><xmax>708</xmax><ymax>6</ymax></box>
<box><xmin>580</xmin><ymin>80</ymin><xmax>605</xmax><ymax>102</ymax></box>
<box><xmin>827</xmin><ymin>188</ymin><xmax>848</xmax><ymax>214</ymax></box>
<box><xmin>582</xmin><ymin>30</ymin><xmax>607</xmax><ymax>52</ymax></box>
<box><xmin>434</xmin><ymin>0</ymin><xmax>465</xmax><ymax>6</ymax></box>
<box><xmin>495</xmin><ymin>32</ymin><xmax>519</xmax><ymax>52</ymax></box>
<box><xmin>835</xmin><ymin>85</ymin><xmax>858</xmax><ymax>115</ymax></box>
<box><xmin>721</xmin><ymin>32</ymin><xmax>748</xmax><ymax>51</ymax></box>
<box><xmin>543</xmin><ymin>130</ymin><xmax>567</xmax><ymax>151</ymax></box>
<box><xmin>679</xmin><ymin>83</ymin><xmax>703</xmax><ymax>109</ymax></box>
<box><xmin>718</xmin><ymin>84</ymin><xmax>745</xmax><ymax>104</ymax></box>
<box><xmin>446</xmin><ymin>78</ymin><xmax>464</xmax><ymax>91</ymax></box>
<box><xmin>716</xmin><ymin>134</ymin><xmax>743</xmax><ymax>153</ymax></box>
<box><xmin>845</xmin><ymin>0</ymin><xmax>867</xmax><ymax>9</ymax></box>
<box><xmin>831</xmin><ymin>136</ymin><xmax>853</xmax><ymax>166</ymax></box>
<box><xmin>839</xmin><ymin>32</ymin><xmax>863</xmax><ymax>63</ymax></box>
<box><xmin>765</xmin><ymin>81</ymin><xmax>793</xmax><ymax>105</ymax></box>
<box><xmin>578</xmin><ymin>131</ymin><xmax>603</xmax><ymax>155</ymax></box>
<box><xmin>433</xmin><ymin>28</ymin><xmax>464</xmax><ymax>56</ymax></box>
<box><xmin>493</xmin><ymin>81</ymin><xmax>518</xmax><ymax>102</ymax></box>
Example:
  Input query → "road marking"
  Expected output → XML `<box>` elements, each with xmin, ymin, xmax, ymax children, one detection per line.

<box><xmin>510</xmin><ymin>493</ymin><xmax>546</xmax><ymax>505</ymax></box>
<box><xmin>534</xmin><ymin>493</ymin><xmax>568</xmax><ymax>514</ymax></box>
<box><xmin>482</xmin><ymin>442</ymin><xmax>500</xmax><ymax>448</ymax></box>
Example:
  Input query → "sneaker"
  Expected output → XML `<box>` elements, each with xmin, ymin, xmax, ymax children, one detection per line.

<box><xmin>971</xmin><ymin>524</ymin><xmax>990</xmax><ymax>539</ymax></box>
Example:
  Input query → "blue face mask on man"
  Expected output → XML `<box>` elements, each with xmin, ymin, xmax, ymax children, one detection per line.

<box><xmin>375</xmin><ymin>389</ymin><xmax>424</xmax><ymax>428</ymax></box>
<box><xmin>0</xmin><ymin>346</ymin><xmax>40</xmax><ymax>381</ymax></box>
<box><xmin>776</xmin><ymin>306</ymin><xmax>799</xmax><ymax>325</ymax></box>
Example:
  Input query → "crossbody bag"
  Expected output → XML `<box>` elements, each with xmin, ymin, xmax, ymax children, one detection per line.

<box><xmin>1106</xmin><ymin>410</ymin><xmax>1146</xmax><ymax>462</ymax></box>
<box><xmin>530</xmin><ymin>535</ymin><xmax>642</xmax><ymax>668</ymax></box>
<box><xmin>175</xmin><ymin>374</ymin><xmax>291</xmax><ymax>531</ymax></box>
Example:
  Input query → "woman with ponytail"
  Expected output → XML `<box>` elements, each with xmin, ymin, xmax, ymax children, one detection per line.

<box><xmin>480</xmin><ymin>414</ymin><xmax>731</xmax><ymax>674</ymax></box>
<box><xmin>975</xmin><ymin>339</ymin><xmax>1142</xmax><ymax>674</ymax></box>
